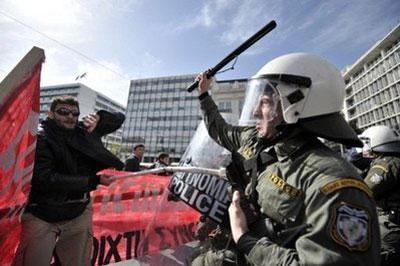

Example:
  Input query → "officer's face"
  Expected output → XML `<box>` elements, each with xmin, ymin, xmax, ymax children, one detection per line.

<box><xmin>252</xmin><ymin>93</ymin><xmax>283</xmax><ymax>139</ymax></box>
<box><xmin>48</xmin><ymin>103</ymin><xmax>80</xmax><ymax>130</ymax></box>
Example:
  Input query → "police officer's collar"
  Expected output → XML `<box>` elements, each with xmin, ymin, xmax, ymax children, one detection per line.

<box><xmin>273</xmin><ymin>129</ymin><xmax>319</xmax><ymax>162</ymax></box>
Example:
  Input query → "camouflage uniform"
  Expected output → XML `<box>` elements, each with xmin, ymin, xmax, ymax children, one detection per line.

<box><xmin>364</xmin><ymin>155</ymin><xmax>400</xmax><ymax>266</ymax></box>
<box><xmin>191</xmin><ymin>94</ymin><xmax>271</xmax><ymax>266</ymax></box>
<box><xmin>237</xmin><ymin>131</ymin><xmax>381</xmax><ymax>265</ymax></box>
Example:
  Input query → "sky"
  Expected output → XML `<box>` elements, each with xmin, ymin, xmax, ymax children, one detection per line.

<box><xmin>0</xmin><ymin>0</ymin><xmax>399</xmax><ymax>106</ymax></box>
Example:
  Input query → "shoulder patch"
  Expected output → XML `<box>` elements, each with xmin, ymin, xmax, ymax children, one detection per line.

<box><xmin>320</xmin><ymin>178</ymin><xmax>373</xmax><ymax>198</ymax></box>
<box><xmin>369</xmin><ymin>173</ymin><xmax>384</xmax><ymax>184</ymax></box>
<box><xmin>370</xmin><ymin>164</ymin><xmax>388</xmax><ymax>173</ymax></box>
<box><xmin>329</xmin><ymin>202</ymin><xmax>371</xmax><ymax>251</ymax></box>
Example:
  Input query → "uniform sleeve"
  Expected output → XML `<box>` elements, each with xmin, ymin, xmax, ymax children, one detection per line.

<box><xmin>31</xmin><ymin>135</ymin><xmax>99</xmax><ymax>192</ymax></box>
<box><xmin>200</xmin><ymin>93</ymin><xmax>251</xmax><ymax>152</ymax></box>
<box><xmin>364</xmin><ymin>159</ymin><xmax>399</xmax><ymax>201</ymax></box>
<box><xmin>243</xmin><ymin>185</ymin><xmax>380</xmax><ymax>266</ymax></box>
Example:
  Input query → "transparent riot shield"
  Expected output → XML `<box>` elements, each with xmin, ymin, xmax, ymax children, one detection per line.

<box><xmin>179</xmin><ymin>120</ymin><xmax>232</xmax><ymax>169</ymax></box>
<box><xmin>169</xmin><ymin>113</ymin><xmax>237</xmax><ymax>224</ymax></box>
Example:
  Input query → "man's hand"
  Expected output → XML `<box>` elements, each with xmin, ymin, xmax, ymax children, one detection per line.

<box><xmin>229</xmin><ymin>190</ymin><xmax>249</xmax><ymax>243</ymax></box>
<box><xmin>83</xmin><ymin>113</ymin><xmax>100</xmax><ymax>133</ymax></box>
<box><xmin>196</xmin><ymin>71</ymin><xmax>213</xmax><ymax>95</ymax></box>
<box><xmin>99</xmin><ymin>174</ymin><xmax>116</xmax><ymax>186</ymax></box>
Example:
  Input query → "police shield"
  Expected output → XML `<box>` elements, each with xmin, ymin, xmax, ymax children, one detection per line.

<box><xmin>168</xmin><ymin>116</ymin><xmax>235</xmax><ymax>225</ymax></box>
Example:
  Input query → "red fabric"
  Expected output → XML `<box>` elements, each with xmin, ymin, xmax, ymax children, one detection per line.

<box><xmin>91</xmin><ymin>173</ymin><xmax>200</xmax><ymax>265</ymax></box>
<box><xmin>0</xmin><ymin>63</ymin><xmax>42</xmax><ymax>264</ymax></box>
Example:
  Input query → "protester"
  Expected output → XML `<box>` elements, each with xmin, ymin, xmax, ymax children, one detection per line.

<box><xmin>124</xmin><ymin>144</ymin><xmax>145</xmax><ymax>172</ymax></box>
<box><xmin>361</xmin><ymin>125</ymin><xmax>400</xmax><ymax>266</ymax></box>
<box><xmin>194</xmin><ymin>53</ymin><xmax>380</xmax><ymax>265</ymax></box>
<box><xmin>149</xmin><ymin>152</ymin><xmax>172</xmax><ymax>176</ymax></box>
<box><xmin>13</xmin><ymin>96</ymin><xmax>124</xmax><ymax>266</ymax></box>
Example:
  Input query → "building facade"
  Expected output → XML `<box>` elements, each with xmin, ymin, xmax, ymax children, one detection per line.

<box><xmin>343</xmin><ymin>24</ymin><xmax>400</xmax><ymax>132</ymax></box>
<box><xmin>122</xmin><ymin>75</ymin><xmax>247</xmax><ymax>162</ymax></box>
<box><xmin>212</xmin><ymin>78</ymin><xmax>247</xmax><ymax>121</ymax></box>
<box><xmin>40</xmin><ymin>83</ymin><xmax>126</xmax><ymax>155</ymax></box>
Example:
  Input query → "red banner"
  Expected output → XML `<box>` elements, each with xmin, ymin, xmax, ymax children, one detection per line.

<box><xmin>91</xmin><ymin>173</ymin><xmax>200</xmax><ymax>265</ymax></box>
<box><xmin>0</xmin><ymin>62</ymin><xmax>42</xmax><ymax>264</ymax></box>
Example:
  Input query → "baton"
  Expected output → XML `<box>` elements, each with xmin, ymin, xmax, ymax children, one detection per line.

<box><xmin>187</xmin><ymin>20</ymin><xmax>277</xmax><ymax>92</ymax></box>
<box><xmin>114</xmin><ymin>166</ymin><xmax>227</xmax><ymax>179</ymax></box>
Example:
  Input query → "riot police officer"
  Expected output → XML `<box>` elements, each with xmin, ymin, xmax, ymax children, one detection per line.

<box><xmin>361</xmin><ymin>125</ymin><xmax>400</xmax><ymax>266</ymax></box>
<box><xmin>198</xmin><ymin>53</ymin><xmax>380</xmax><ymax>265</ymax></box>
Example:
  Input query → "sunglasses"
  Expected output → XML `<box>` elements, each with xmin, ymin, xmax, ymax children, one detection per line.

<box><xmin>55</xmin><ymin>108</ymin><xmax>80</xmax><ymax>117</ymax></box>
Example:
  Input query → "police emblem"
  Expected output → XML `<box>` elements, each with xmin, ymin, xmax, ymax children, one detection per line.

<box><xmin>330</xmin><ymin>202</ymin><xmax>370</xmax><ymax>251</ymax></box>
<box><xmin>369</xmin><ymin>173</ymin><xmax>383</xmax><ymax>184</ymax></box>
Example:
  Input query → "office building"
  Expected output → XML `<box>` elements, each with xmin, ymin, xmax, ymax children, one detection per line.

<box><xmin>343</xmin><ymin>24</ymin><xmax>400</xmax><ymax>131</ymax></box>
<box><xmin>212</xmin><ymin>78</ymin><xmax>247</xmax><ymax>120</ymax></box>
<box><xmin>122</xmin><ymin>75</ymin><xmax>247</xmax><ymax>162</ymax></box>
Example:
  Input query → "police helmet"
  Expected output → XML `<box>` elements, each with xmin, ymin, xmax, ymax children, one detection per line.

<box><xmin>360</xmin><ymin>125</ymin><xmax>400</xmax><ymax>153</ymax></box>
<box><xmin>239</xmin><ymin>53</ymin><xmax>362</xmax><ymax>147</ymax></box>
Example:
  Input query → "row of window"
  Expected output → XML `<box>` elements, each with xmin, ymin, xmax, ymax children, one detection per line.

<box><xmin>127</xmin><ymin>102</ymin><xmax>198</xmax><ymax>112</ymax></box>
<box><xmin>356</xmin><ymin>100</ymin><xmax>400</xmax><ymax>127</ymax></box>
<box><xmin>41</xmin><ymin>87</ymin><xmax>79</xmax><ymax>95</ymax></box>
<box><xmin>128</xmin><ymin>95</ymin><xmax>197</xmax><ymax>103</ymax></box>
<box><xmin>348</xmin><ymin>83</ymin><xmax>400</xmax><ymax>117</ymax></box>
<box><xmin>347</xmin><ymin>49</ymin><xmax>400</xmax><ymax>93</ymax></box>
<box><xmin>346</xmin><ymin>41</ymin><xmax>400</xmax><ymax>87</ymax></box>
<box><xmin>129</xmin><ymin>86</ymin><xmax>191</xmax><ymax>95</ymax></box>
<box><xmin>130</xmin><ymin>77</ymin><xmax>195</xmax><ymax>87</ymax></box>
<box><xmin>350</xmin><ymin>71</ymin><xmax>400</xmax><ymax>106</ymax></box>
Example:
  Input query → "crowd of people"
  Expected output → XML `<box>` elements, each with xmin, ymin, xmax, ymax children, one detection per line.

<box><xmin>12</xmin><ymin>52</ymin><xmax>400</xmax><ymax>265</ymax></box>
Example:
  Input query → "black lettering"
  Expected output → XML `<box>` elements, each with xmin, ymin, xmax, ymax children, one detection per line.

<box><xmin>91</xmin><ymin>236</ymin><xmax>99</xmax><ymax>266</ymax></box>
<box><xmin>98</xmin><ymin>235</ymin><xmax>106</xmax><ymax>265</ymax></box>
<box><xmin>123</xmin><ymin>231</ymin><xmax>135</xmax><ymax>260</ymax></box>
<box><xmin>104</xmin><ymin>234</ymin><xmax>122</xmax><ymax>264</ymax></box>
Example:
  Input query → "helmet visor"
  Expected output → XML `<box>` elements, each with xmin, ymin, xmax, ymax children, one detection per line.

<box><xmin>239</xmin><ymin>78</ymin><xmax>280</xmax><ymax>126</ymax></box>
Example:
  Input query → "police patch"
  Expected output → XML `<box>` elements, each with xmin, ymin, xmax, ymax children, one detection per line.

<box><xmin>330</xmin><ymin>202</ymin><xmax>370</xmax><ymax>251</ymax></box>
<box><xmin>369</xmin><ymin>173</ymin><xmax>383</xmax><ymax>184</ymax></box>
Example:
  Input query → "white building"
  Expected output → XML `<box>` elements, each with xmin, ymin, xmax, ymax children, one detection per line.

<box><xmin>212</xmin><ymin>78</ymin><xmax>247</xmax><ymax>121</ymax></box>
<box><xmin>40</xmin><ymin>83</ymin><xmax>126</xmax><ymax>155</ymax></box>
<box><xmin>343</xmin><ymin>24</ymin><xmax>400</xmax><ymax>131</ymax></box>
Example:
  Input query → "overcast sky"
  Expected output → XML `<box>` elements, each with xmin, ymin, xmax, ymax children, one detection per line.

<box><xmin>0</xmin><ymin>0</ymin><xmax>399</xmax><ymax>106</ymax></box>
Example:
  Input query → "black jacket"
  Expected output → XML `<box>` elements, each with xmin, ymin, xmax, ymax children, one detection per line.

<box><xmin>26</xmin><ymin>110</ymin><xmax>125</xmax><ymax>222</ymax></box>
<box><xmin>124</xmin><ymin>156</ymin><xmax>141</xmax><ymax>172</ymax></box>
